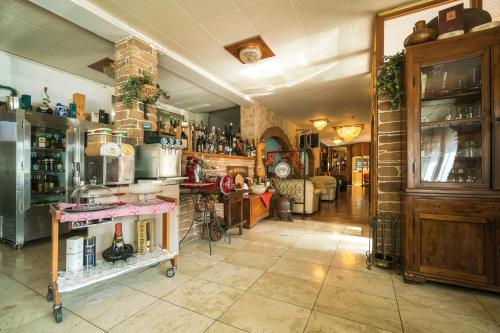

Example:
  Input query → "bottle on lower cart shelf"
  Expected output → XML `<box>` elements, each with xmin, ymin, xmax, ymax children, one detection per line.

<box><xmin>83</xmin><ymin>236</ymin><xmax>96</xmax><ymax>267</ymax></box>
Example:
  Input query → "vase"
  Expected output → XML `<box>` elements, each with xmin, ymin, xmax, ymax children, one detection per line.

<box><xmin>404</xmin><ymin>20</ymin><xmax>437</xmax><ymax>47</ymax></box>
<box><xmin>255</xmin><ymin>141</ymin><xmax>266</xmax><ymax>181</ymax></box>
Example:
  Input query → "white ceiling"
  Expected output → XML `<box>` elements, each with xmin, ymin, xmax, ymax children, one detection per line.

<box><xmin>82</xmin><ymin>0</ymin><xmax>415</xmax><ymax>143</ymax></box>
<box><xmin>0</xmin><ymin>0</ymin><xmax>115</xmax><ymax>85</ymax></box>
<box><xmin>0</xmin><ymin>0</ymin><xmax>237</xmax><ymax>113</ymax></box>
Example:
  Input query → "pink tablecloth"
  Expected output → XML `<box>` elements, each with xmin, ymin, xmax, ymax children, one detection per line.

<box><xmin>57</xmin><ymin>202</ymin><xmax>176</xmax><ymax>223</ymax></box>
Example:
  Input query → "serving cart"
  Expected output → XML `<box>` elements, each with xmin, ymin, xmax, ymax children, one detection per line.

<box><xmin>47</xmin><ymin>197</ymin><xmax>176</xmax><ymax>323</ymax></box>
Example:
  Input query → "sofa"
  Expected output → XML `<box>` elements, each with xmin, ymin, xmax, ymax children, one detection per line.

<box><xmin>309</xmin><ymin>176</ymin><xmax>337</xmax><ymax>201</ymax></box>
<box><xmin>273</xmin><ymin>179</ymin><xmax>321</xmax><ymax>215</ymax></box>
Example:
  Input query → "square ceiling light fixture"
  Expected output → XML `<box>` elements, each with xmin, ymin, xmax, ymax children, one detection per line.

<box><xmin>224</xmin><ymin>35</ymin><xmax>275</xmax><ymax>64</ymax></box>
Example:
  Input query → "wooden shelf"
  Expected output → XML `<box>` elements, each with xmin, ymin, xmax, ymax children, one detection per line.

<box><xmin>421</xmin><ymin>89</ymin><xmax>481</xmax><ymax>102</ymax></box>
<box><xmin>182</xmin><ymin>151</ymin><xmax>256</xmax><ymax>161</ymax></box>
<box><xmin>420</xmin><ymin>117</ymin><xmax>482</xmax><ymax>127</ymax></box>
<box><xmin>32</xmin><ymin>147</ymin><xmax>65</xmax><ymax>152</ymax></box>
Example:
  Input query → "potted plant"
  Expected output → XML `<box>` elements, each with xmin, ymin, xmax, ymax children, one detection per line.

<box><xmin>120</xmin><ymin>74</ymin><xmax>169</xmax><ymax>119</ymax></box>
<box><xmin>376</xmin><ymin>50</ymin><xmax>405</xmax><ymax>109</ymax></box>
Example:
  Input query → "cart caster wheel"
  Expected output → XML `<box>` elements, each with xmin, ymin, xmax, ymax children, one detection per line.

<box><xmin>166</xmin><ymin>267</ymin><xmax>176</xmax><ymax>278</ymax></box>
<box><xmin>47</xmin><ymin>286</ymin><xmax>54</xmax><ymax>302</ymax></box>
<box><xmin>53</xmin><ymin>307</ymin><xmax>63</xmax><ymax>323</ymax></box>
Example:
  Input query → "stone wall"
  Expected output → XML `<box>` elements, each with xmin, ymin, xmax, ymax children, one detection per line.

<box><xmin>376</xmin><ymin>96</ymin><xmax>406</xmax><ymax>213</ymax></box>
<box><xmin>178</xmin><ymin>152</ymin><xmax>256</xmax><ymax>242</ymax></box>
<box><xmin>240</xmin><ymin>104</ymin><xmax>299</xmax><ymax>146</ymax></box>
<box><xmin>114</xmin><ymin>36</ymin><xmax>158</xmax><ymax>144</ymax></box>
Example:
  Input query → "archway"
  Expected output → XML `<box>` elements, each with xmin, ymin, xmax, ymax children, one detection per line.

<box><xmin>261</xmin><ymin>126</ymin><xmax>291</xmax><ymax>151</ymax></box>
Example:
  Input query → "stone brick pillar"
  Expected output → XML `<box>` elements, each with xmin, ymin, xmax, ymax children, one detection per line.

<box><xmin>114</xmin><ymin>36</ymin><xmax>158</xmax><ymax>144</ymax></box>
<box><xmin>376</xmin><ymin>95</ymin><xmax>405</xmax><ymax>213</ymax></box>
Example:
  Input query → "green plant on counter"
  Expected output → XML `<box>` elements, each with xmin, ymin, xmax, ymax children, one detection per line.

<box><xmin>376</xmin><ymin>50</ymin><xmax>405</xmax><ymax>109</ymax></box>
<box><xmin>120</xmin><ymin>74</ymin><xmax>168</xmax><ymax>108</ymax></box>
<box><xmin>0</xmin><ymin>84</ymin><xmax>18</xmax><ymax>96</ymax></box>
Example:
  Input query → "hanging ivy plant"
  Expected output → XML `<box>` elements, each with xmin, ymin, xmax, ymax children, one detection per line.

<box><xmin>376</xmin><ymin>50</ymin><xmax>405</xmax><ymax>109</ymax></box>
<box><xmin>120</xmin><ymin>74</ymin><xmax>169</xmax><ymax>109</ymax></box>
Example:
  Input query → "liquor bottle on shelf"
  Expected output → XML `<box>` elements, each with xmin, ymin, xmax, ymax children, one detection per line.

<box><xmin>111</xmin><ymin>223</ymin><xmax>124</xmax><ymax>256</ymax></box>
<box><xmin>181</xmin><ymin>129</ymin><xmax>188</xmax><ymax>150</ymax></box>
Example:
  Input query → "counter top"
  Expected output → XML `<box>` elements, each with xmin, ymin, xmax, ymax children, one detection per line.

<box><xmin>182</xmin><ymin>151</ymin><xmax>256</xmax><ymax>161</ymax></box>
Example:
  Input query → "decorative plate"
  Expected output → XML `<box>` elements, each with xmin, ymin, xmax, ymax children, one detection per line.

<box><xmin>275</xmin><ymin>162</ymin><xmax>291</xmax><ymax>179</ymax></box>
<box><xmin>220</xmin><ymin>175</ymin><xmax>234</xmax><ymax>195</ymax></box>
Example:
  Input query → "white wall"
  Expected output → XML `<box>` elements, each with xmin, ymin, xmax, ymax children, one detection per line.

<box><xmin>0</xmin><ymin>51</ymin><xmax>113</xmax><ymax>114</ymax></box>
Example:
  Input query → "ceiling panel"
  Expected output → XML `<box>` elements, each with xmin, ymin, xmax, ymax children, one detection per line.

<box><xmin>239</xmin><ymin>0</ymin><xmax>299</xmax><ymax>33</ymax></box>
<box><xmin>174</xmin><ymin>0</ymin><xmax>237</xmax><ymax>24</ymax></box>
<box><xmin>203</xmin><ymin>11</ymin><xmax>257</xmax><ymax>45</ymax></box>
<box><xmin>111</xmin><ymin>0</ymin><xmax>151</xmax><ymax>11</ymax></box>
<box><xmin>290</xmin><ymin>0</ymin><xmax>348</xmax><ymax>22</ymax></box>
<box><xmin>135</xmin><ymin>0</ymin><xmax>197</xmax><ymax>35</ymax></box>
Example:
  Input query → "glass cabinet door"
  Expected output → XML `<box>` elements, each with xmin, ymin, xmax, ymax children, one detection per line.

<box><xmin>419</xmin><ymin>56</ymin><xmax>486</xmax><ymax>186</ymax></box>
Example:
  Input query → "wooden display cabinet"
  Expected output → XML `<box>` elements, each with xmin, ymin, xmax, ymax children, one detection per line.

<box><xmin>404</xmin><ymin>27</ymin><xmax>500</xmax><ymax>292</ymax></box>
<box><xmin>243</xmin><ymin>194</ymin><xmax>270</xmax><ymax>229</ymax></box>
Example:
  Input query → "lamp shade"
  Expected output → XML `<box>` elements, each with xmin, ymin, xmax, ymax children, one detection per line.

<box><xmin>332</xmin><ymin>139</ymin><xmax>343</xmax><ymax>145</ymax></box>
<box><xmin>310</xmin><ymin>119</ymin><xmax>329</xmax><ymax>131</ymax></box>
<box><xmin>333</xmin><ymin>125</ymin><xmax>363</xmax><ymax>142</ymax></box>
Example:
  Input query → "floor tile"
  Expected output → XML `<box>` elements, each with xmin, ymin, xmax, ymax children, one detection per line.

<box><xmin>258</xmin><ymin>233</ymin><xmax>301</xmax><ymax>246</ymax></box>
<box><xmin>205</xmin><ymin>321</ymin><xmax>246</xmax><ymax>333</ymax></box>
<box><xmin>399</xmin><ymin>298</ymin><xmax>500</xmax><ymax>333</ymax></box>
<box><xmin>283</xmin><ymin>246</ymin><xmax>335</xmax><ymax>266</ymax></box>
<box><xmin>474</xmin><ymin>291</ymin><xmax>500</xmax><ymax>325</ymax></box>
<box><xmin>332</xmin><ymin>251</ymin><xmax>390</xmax><ymax>276</ymax></box>
<box><xmin>119</xmin><ymin>264</ymin><xmax>192</xmax><ymax>298</ymax></box>
<box><xmin>314</xmin><ymin>285</ymin><xmax>402</xmax><ymax>332</ymax></box>
<box><xmin>243</xmin><ymin>240</ymin><xmax>289</xmax><ymax>256</ymax></box>
<box><xmin>215</xmin><ymin>237</ymin><xmax>252</xmax><ymax>250</ymax></box>
<box><xmin>176</xmin><ymin>254</ymin><xmax>219</xmax><ymax>277</ymax></box>
<box><xmin>337</xmin><ymin>235</ymin><xmax>370</xmax><ymax>255</ymax></box>
<box><xmin>304</xmin><ymin>310</ymin><xmax>391</xmax><ymax>333</ymax></box>
<box><xmin>324</xmin><ymin>267</ymin><xmax>395</xmax><ymax>299</ymax></box>
<box><xmin>163</xmin><ymin>278</ymin><xmax>242</xmax><ymax>319</ymax></box>
<box><xmin>392</xmin><ymin>275</ymin><xmax>479</xmax><ymax>309</ymax></box>
<box><xmin>249</xmin><ymin>271</ymin><xmax>321</xmax><ymax>309</ymax></box>
<box><xmin>0</xmin><ymin>274</ymin><xmax>50</xmax><ymax>332</ymax></box>
<box><xmin>293</xmin><ymin>237</ymin><xmax>339</xmax><ymax>252</ymax></box>
<box><xmin>180</xmin><ymin>241</ymin><xmax>234</xmax><ymax>261</ymax></box>
<box><xmin>199</xmin><ymin>262</ymin><xmax>263</xmax><ymax>291</ymax></box>
<box><xmin>109</xmin><ymin>300</ymin><xmax>214</xmax><ymax>333</ymax></box>
<box><xmin>225</xmin><ymin>250</ymin><xmax>279</xmax><ymax>271</ymax></box>
<box><xmin>220</xmin><ymin>293</ymin><xmax>311</xmax><ymax>333</ymax></box>
<box><xmin>11</xmin><ymin>310</ymin><xmax>104</xmax><ymax>333</ymax></box>
<box><xmin>66</xmin><ymin>283</ymin><xmax>156</xmax><ymax>331</ymax></box>
<box><xmin>268</xmin><ymin>258</ymin><xmax>328</xmax><ymax>283</ymax></box>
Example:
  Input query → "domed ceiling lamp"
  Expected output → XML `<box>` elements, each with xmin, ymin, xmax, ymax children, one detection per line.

<box><xmin>239</xmin><ymin>44</ymin><xmax>262</xmax><ymax>64</ymax></box>
<box><xmin>310</xmin><ymin>118</ymin><xmax>329</xmax><ymax>131</ymax></box>
<box><xmin>332</xmin><ymin>138</ymin><xmax>343</xmax><ymax>145</ymax></box>
<box><xmin>224</xmin><ymin>35</ymin><xmax>275</xmax><ymax>64</ymax></box>
<box><xmin>333</xmin><ymin>124</ymin><xmax>364</xmax><ymax>142</ymax></box>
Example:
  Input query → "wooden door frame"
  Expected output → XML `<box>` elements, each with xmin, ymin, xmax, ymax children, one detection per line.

<box><xmin>370</xmin><ymin>0</ymin><xmax>482</xmax><ymax>216</ymax></box>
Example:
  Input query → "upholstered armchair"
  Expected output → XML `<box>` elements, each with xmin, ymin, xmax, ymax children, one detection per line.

<box><xmin>309</xmin><ymin>176</ymin><xmax>337</xmax><ymax>201</ymax></box>
<box><xmin>273</xmin><ymin>179</ymin><xmax>320</xmax><ymax>215</ymax></box>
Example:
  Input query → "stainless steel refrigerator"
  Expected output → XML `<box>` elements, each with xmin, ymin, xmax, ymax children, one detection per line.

<box><xmin>0</xmin><ymin>110</ymin><xmax>109</xmax><ymax>247</ymax></box>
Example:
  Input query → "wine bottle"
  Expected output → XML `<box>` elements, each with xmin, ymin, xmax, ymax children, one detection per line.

<box><xmin>181</xmin><ymin>129</ymin><xmax>188</xmax><ymax>150</ymax></box>
<box><xmin>111</xmin><ymin>223</ymin><xmax>125</xmax><ymax>256</ymax></box>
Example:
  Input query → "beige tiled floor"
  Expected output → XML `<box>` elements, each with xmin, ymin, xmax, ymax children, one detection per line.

<box><xmin>1</xmin><ymin>218</ymin><xmax>500</xmax><ymax>333</ymax></box>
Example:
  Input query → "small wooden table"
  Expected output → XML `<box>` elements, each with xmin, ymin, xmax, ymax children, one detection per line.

<box><xmin>243</xmin><ymin>194</ymin><xmax>271</xmax><ymax>229</ymax></box>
